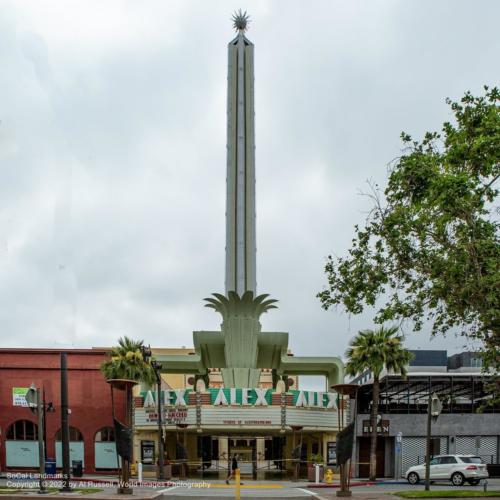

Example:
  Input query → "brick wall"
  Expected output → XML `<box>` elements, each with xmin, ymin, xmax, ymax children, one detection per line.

<box><xmin>0</xmin><ymin>348</ymin><xmax>126</xmax><ymax>473</ymax></box>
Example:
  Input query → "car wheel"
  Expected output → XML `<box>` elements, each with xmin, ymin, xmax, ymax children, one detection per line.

<box><xmin>468</xmin><ymin>479</ymin><xmax>480</xmax><ymax>486</ymax></box>
<box><xmin>407</xmin><ymin>472</ymin><xmax>420</xmax><ymax>485</ymax></box>
<box><xmin>451</xmin><ymin>472</ymin><xmax>464</xmax><ymax>486</ymax></box>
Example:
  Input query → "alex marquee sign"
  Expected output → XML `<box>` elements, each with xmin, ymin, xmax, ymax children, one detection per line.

<box><xmin>140</xmin><ymin>388</ymin><xmax>337</xmax><ymax>409</ymax></box>
<box><xmin>292</xmin><ymin>391</ymin><xmax>337</xmax><ymax>409</ymax></box>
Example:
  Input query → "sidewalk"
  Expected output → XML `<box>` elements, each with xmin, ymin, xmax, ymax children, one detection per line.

<box><xmin>1</xmin><ymin>472</ymin><xmax>375</xmax><ymax>488</ymax></box>
<box><xmin>312</xmin><ymin>494</ymin><xmax>395</xmax><ymax>500</ymax></box>
<box><xmin>0</xmin><ymin>492</ymin><xmax>163</xmax><ymax>500</ymax></box>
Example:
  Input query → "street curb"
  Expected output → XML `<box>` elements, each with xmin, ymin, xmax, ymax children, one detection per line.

<box><xmin>0</xmin><ymin>495</ymin><xmax>163</xmax><ymax>500</ymax></box>
<box><xmin>305</xmin><ymin>481</ymin><xmax>376</xmax><ymax>488</ymax></box>
<box><xmin>48</xmin><ymin>478</ymin><xmax>174</xmax><ymax>487</ymax></box>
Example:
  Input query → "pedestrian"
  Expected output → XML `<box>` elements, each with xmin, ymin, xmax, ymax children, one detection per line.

<box><xmin>226</xmin><ymin>454</ymin><xmax>243</xmax><ymax>484</ymax></box>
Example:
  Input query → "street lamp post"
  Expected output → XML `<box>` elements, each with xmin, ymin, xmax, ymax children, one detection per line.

<box><xmin>41</xmin><ymin>389</ymin><xmax>55</xmax><ymax>461</ymax></box>
<box><xmin>139</xmin><ymin>345</ymin><xmax>165</xmax><ymax>481</ymax></box>
<box><xmin>424</xmin><ymin>393</ymin><xmax>443</xmax><ymax>491</ymax></box>
<box><xmin>25</xmin><ymin>384</ymin><xmax>48</xmax><ymax>495</ymax></box>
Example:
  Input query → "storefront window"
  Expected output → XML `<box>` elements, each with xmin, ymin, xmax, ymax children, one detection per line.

<box><xmin>95</xmin><ymin>427</ymin><xmax>115</xmax><ymax>442</ymax></box>
<box><xmin>6</xmin><ymin>420</ymin><xmax>38</xmax><ymax>440</ymax></box>
<box><xmin>312</xmin><ymin>442</ymin><xmax>319</xmax><ymax>455</ymax></box>
<box><xmin>55</xmin><ymin>427</ymin><xmax>84</xmax><ymax>441</ymax></box>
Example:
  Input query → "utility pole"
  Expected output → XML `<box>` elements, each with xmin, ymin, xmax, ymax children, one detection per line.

<box><xmin>157</xmin><ymin>373</ymin><xmax>164</xmax><ymax>480</ymax></box>
<box><xmin>60</xmin><ymin>353</ymin><xmax>72</xmax><ymax>492</ymax></box>
<box><xmin>42</xmin><ymin>388</ymin><xmax>48</xmax><ymax>461</ymax></box>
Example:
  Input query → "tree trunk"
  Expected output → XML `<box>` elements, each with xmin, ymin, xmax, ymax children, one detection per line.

<box><xmin>369</xmin><ymin>377</ymin><xmax>380</xmax><ymax>481</ymax></box>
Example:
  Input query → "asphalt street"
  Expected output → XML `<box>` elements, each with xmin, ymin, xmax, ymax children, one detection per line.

<box><xmin>148</xmin><ymin>478</ymin><xmax>500</xmax><ymax>499</ymax></box>
<box><xmin>157</xmin><ymin>483</ymin><xmax>316</xmax><ymax>498</ymax></box>
<box><xmin>2</xmin><ymin>477</ymin><xmax>500</xmax><ymax>499</ymax></box>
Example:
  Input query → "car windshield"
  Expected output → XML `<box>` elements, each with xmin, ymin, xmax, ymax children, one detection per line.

<box><xmin>459</xmin><ymin>456</ymin><xmax>482</xmax><ymax>464</ymax></box>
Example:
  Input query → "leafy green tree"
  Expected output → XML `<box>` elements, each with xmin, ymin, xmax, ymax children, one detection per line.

<box><xmin>345</xmin><ymin>327</ymin><xmax>413</xmax><ymax>481</ymax></box>
<box><xmin>101</xmin><ymin>336</ymin><xmax>156</xmax><ymax>387</ymax></box>
<box><xmin>318</xmin><ymin>87</ymin><xmax>499</xmax><ymax>373</ymax></box>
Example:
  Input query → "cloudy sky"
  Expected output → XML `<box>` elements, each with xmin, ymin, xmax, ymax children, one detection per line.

<box><xmin>1</xmin><ymin>1</ymin><xmax>499</xmax><ymax>385</ymax></box>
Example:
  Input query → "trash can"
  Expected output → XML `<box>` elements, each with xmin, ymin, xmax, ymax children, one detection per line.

<box><xmin>72</xmin><ymin>460</ymin><xmax>83</xmax><ymax>477</ymax></box>
<box><xmin>45</xmin><ymin>460</ymin><xmax>56</xmax><ymax>476</ymax></box>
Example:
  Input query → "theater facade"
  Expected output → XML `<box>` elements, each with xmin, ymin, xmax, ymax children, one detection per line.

<box><xmin>133</xmin><ymin>368</ymin><xmax>344</xmax><ymax>478</ymax></box>
<box><xmin>131</xmin><ymin>14</ymin><xmax>345</xmax><ymax>478</ymax></box>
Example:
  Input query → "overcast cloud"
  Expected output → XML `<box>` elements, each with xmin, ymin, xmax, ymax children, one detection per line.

<box><xmin>1</xmin><ymin>1</ymin><xmax>499</xmax><ymax>386</ymax></box>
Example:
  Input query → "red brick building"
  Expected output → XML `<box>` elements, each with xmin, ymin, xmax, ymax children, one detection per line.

<box><xmin>0</xmin><ymin>348</ymin><xmax>125</xmax><ymax>474</ymax></box>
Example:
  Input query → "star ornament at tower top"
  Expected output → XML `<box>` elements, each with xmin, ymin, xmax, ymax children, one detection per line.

<box><xmin>232</xmin><ymin>9</ymin><xmax>250</xmax><ymax>32</ymax></box>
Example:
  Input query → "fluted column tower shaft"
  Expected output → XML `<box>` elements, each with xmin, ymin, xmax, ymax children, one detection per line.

<box><xmin>225</xmin><ymin>27</ymin><xmax>256</xmax><ymax>296</ymax></box>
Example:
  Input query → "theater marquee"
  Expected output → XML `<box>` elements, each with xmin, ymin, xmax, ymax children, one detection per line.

<box><xmin>140</xmin><ymin>388</ymin><xmax>337</xmax><ymax>408</ymax></box>
<box><xmin>135</xmin><ymin>388</ymin><xmax>339</xmax><ymax>430</ymax></box>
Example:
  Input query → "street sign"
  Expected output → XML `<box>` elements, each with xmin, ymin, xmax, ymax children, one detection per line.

<box><xmin>24</xmin><ymin>384</ymin><xmax>38</xmax><ymax>414</ymax></box>
<box><xmin>12</xmin><ymin>388</ymin><xmax>29</xmax><ymax>407</ymax></box>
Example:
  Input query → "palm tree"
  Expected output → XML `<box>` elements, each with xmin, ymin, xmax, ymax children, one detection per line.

<box><xmin>101</xmin><ymin>337</ymin><xmax>155</xmax><ymax>491</ymax></box>
<box><xmin>101</xmin><ymin>336</ymin><xmax>156</xmax><ymax>386</ymax></box>
<box><xmin>345</xmin><ymin>326</ymin><xmax>413</xmax><ymax>481</ymax></box>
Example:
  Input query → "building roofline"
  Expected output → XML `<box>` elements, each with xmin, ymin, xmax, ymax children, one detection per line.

<box><xmin>386</xmin><ymin>371</ymin><xmax>488</xmax><ymax>377</ymax></box>
<box><xmin>0</xmin><ymin>347</ymin><xmax>111</xmax><ymax>355</ymax></box>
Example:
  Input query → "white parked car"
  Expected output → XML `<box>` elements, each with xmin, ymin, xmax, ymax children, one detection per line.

<box><xmin>406</xmin><ymin>455</ymin><xmax>489</xmax><ymax>486</ymax></box>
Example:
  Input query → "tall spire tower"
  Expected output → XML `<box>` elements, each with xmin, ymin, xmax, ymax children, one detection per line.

<box><xmin>225</xmin><ymin>10</ymin><xmax>256</xmax><ymax>296</ymax></box>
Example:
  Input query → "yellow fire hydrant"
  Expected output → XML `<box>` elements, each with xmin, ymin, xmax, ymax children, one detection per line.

<box><xmin>324</xmin><ymin>468</ymin><xmax>334</xmax><ymax>484</ymax></box>
<box><xmin>130</xmin><ymin>462</ymin><xmax>137</xmax><ymax>477</ymax></box>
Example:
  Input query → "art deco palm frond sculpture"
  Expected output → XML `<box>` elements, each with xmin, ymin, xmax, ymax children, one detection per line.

<box><xmin>204</xmin><ymin>291</ymin><xmax>277</xmax><ymax>319</ymax></box>
<box><xmin>204</xmin><ymin>291</ymin><xmax>278</xmax><ymax>387</ymax></box>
